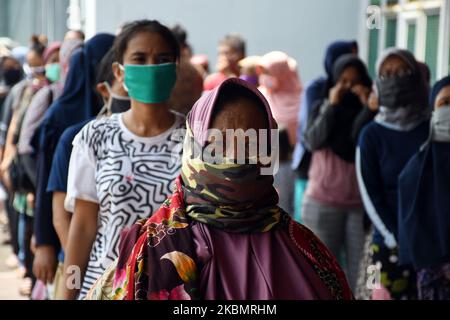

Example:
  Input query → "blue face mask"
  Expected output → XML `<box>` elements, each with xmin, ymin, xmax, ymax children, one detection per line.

<box><xmin>119</xmin><ymin>62</ymin><xmax>177</xmax><ymax>104</ymax></box>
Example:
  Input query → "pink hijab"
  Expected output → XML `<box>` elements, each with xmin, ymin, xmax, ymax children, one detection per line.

<box><xmin>43</xmin><ymin>42</ymin><xmax>62</xmax><ymax>64</ymax></box>
<box><xmin>188</xmin><ymin>77</ymin><xmax>277</xmax><ymax>147</ymax></box>
<box><xmin>258</xmin><ymin>51</ymin><xmax>302</xmax><ymax>146</ymax></box>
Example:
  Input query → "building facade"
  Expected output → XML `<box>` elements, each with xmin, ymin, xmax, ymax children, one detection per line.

<box><xmin>364</xmin><ymin>0</ymin><xmax>450</xmax><ymax>82</ymax></box>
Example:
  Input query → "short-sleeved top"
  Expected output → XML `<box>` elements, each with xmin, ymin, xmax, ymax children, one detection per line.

<box><xmin>65</xmin><ymin>112</ymin><xmax>185</xmax><ymax>299</ymax></box>
<box><xmin>48</xmin><ymin>119</ymin><xmax>92</xmax><ymax>264</ymax></box>
<box><xmin>47</xmin><ymin>119</ymin><xmax>92</xmax><ymax>194</ymax></box>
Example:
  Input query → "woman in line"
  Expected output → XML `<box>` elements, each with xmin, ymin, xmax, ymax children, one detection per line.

<box><xmin>302</xmin><ymin>54</ymin><xmax>373</xmax><ymax>292</ymax></box>
<box><xmin>356</xmin><ymin>49</ymin><xmax>431</xmax><ymax>300</ymax></box>
<box><xmin>86</xmin><ymin>78</ymin><xmax>352</xmax><ymax>300</ymax></box>
<box><xmin>291</xmin><ymin>40</ymin><xmax>359</xmax><ymax>222</ymax></box>
<box><xmin>17</xmin><ymin>38</ymin><xmax>84</xmax><ymax>185</ymax></box>
<box><xmin>62</xmin><ymin>20</ymin><xmax>185</xmax><ymax>300</ymax></box>
<box><xmin>398</xmin><ymin>76</ymin><xmax>450</xmax><ymax>300</ymax></box>
<box><xmin>0</xmin><ymin>36</ymin><xmax>51</xmax><ymax>296</ymax></box>
<box><xmin>32</xmin><ymin>33</ymin><xmax>115</xmax><ymax>292</ymax></box>
<box><xmin>49</xmin><ymin>48</ymin><xmax>130</xmax><ymax>300</ymax></box>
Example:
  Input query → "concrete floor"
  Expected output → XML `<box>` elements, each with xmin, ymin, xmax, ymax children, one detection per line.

<box><xmin>0</xmin><ymin>219</ymin><xmax>28</xmax><ymax>300</ymax></box>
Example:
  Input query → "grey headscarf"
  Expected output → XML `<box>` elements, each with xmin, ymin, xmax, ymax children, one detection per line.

<box><xmin>374</xmin><ymin>48</ymin><xmax>430</xmax><ymax>131</ymax></box>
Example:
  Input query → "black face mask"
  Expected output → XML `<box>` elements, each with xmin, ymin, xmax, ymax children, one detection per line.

<box><xmin>3</xmin><ymin>68</ymin><xmax>23</xmax><ymax>86</ymax></box>
<box><xmin>376</xmin><ymin>73</ymin><xmax>426</xmax><ymax>109</ymax></box>
<box><xmin>328</xmin><ymin>90</ymin><xmax>364</xmax><ymax>163</ymax></box>
<box><xmin>340</xmin><ymin>90</ymin><xmax>363</xmax><ymax>112</ymax></box>
<box><xmin>110</xmin><ymin>96</ymin><xmax>131</xmax><ymax>113</ymax></box>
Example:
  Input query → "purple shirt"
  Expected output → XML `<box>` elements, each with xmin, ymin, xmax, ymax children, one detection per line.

<box><xmin>191</xmin><ymin>221</ymin><xmax>335</xmax><ymax>299</ymax></box>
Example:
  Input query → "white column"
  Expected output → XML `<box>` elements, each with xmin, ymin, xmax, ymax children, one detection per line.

<box><xmin>67</xmin><ymin>0</ymin><xmax>82</xmax><ymax>31</ymax></box>
<box><xmin>359</xmin><ymin>0</ymin><xmax>372</xmax><ymax>64</ymax></box>
<box><xmin>82</xmin><ymin>0</ymin><xmax>97</xmax><ymax>39</ymax></box>
<box><xmin>437</xmin><ymin>0</ymin><xmax>450</xmax><ymax>77</ymax></box>
<box><xmin>415</xmin><ymin>10</ymin><xmax>427</xmax><ymax>61</ymax></box>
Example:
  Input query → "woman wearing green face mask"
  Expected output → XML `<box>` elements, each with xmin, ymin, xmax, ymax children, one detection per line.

<box><xmin>63</xmin><ymin>20</ymin><xmax>185</xmax><ymax>300</ymax></box>
<box><xmin>43</xmin><ymin>42</ymin><xmax>62</xmax><ymax>83</ymax></box>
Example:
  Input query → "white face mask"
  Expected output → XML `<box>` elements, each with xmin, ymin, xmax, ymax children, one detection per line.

<box><xmin>432</xmin><ymin>106</ymin><xmax>450</xmax><ymax>142</ymax></box>
<box><xmin>22</xmin><ymin>63</ymin><xmax>33</xmax><ymax>79</ymax></box>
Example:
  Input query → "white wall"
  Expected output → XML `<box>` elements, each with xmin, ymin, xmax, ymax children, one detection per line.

<box><xmin>1</xmin><ymin>0</ymin><xmax>70</xmax><ymax>45</ymax></box>
<box><xmin>82</xmin><ymin>0</ymin><xmax>365</xmax><ymax>82</ymax></box>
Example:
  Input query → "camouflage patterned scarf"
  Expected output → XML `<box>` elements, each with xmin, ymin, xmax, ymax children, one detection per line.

<box><xmin>181</xmin><ymin>123</ymin><xmax>283</xmax><ymax>233</ymax></box>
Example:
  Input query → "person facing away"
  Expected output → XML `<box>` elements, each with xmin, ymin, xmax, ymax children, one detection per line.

<box><xmin>301</xmin><ymin>54</ymin><xmax>373</xmax><ymax>292</ymax></box>
<box><xmin>397</xmin><ymin>75</ymin><xmax>450</xmax><ymax>300</ymax></box>
<box><xmin>62</xmin><ymin>20</ymin><xmax>186</xmax><ymax>300</ymax></box>
<box><xmin>203</xmin><ymin>34</ymin><xmax>246</xmax><ymax>91</ymax></box>
<box><xmin>85</xmin><ymin>78</ymin><xmax>353</xmax><ymax>301</ymax></box>
<box><xmin>356</xmin><ymin>48</ymin><xmax>431</xmax><ymax>300</ymax></box>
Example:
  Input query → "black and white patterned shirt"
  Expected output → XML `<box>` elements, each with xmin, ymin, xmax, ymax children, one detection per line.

<box><xmin>65</xmin><ymin>112</ymin><xmax>185</xmax><ymax>299</ymax></box>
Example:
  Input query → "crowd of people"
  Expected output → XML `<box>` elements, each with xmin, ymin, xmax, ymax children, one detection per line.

<box><xmin>0</xmin><ymin>18</ymin><xmax>449</xmax><ymax>300</ymax></box>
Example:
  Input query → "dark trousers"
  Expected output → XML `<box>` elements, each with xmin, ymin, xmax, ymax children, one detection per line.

<box><xmin>21</xmin><ymin>154</ymin><xmax>37</xmax><ymax>188</ymax></box>
<box><xmin>19</xmin><ymin>213</ymin><xmax>35</xmax><ymax>281</ymax></box>
<box><xmin>5</xmin><ymin>195</ymin><xmax>19</xmax><ymax>255</ymax></box>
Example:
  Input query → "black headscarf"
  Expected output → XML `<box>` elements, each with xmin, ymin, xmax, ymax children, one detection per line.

<box><xmin>320</xmin><ymin>40</ymin><xmax>358</xmax><ymax>100</ymax></box>
<box><xmin>397</xmin><ymin>76</ymin><xmax>450</xmax><ymax>269</ymax></box>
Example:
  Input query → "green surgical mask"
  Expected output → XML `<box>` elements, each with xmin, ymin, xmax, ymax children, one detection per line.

<box><xmin>120</xmin><ymin>63</ymin><xmax>177</xmax><ymax>104</ymax></box>
<box><xmin>45</xmin><ymin>63</ymin><xmax>61</xmax><ymax>83</ymax></box>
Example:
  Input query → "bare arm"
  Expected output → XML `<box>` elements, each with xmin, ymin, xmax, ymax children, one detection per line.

<box><xmin>62</xmin><ymin>199</ymin><xmax>99</xmax><ymax>300</ymax></box>
<box><xmin>52</xmin><ymin>192</ymin><xmax>72</xmax><ymax>251</ymax></box>
<box><xmin>0</xmin><ymin>112</ymin><xmax>18</xmax><ymax>173</ymax></box>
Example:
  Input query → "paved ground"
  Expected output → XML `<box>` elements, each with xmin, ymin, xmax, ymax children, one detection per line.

<box><xmin>0</xmin><ymin>218</ymin><xmax>27</xmax><ymax>300</ymax></box>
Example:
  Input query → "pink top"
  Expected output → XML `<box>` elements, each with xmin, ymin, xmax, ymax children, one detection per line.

<box><xmin>306</xmin><ymin>148</ymin><xmax>362</xmax><ymax>208</ymax></box>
